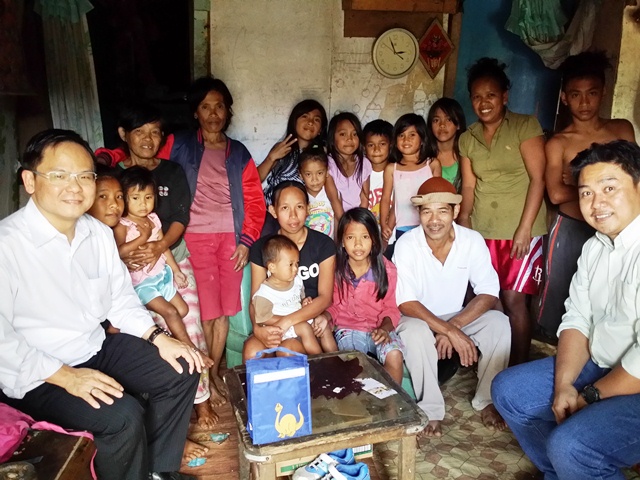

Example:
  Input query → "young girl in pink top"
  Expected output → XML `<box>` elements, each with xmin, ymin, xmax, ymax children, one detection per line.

<box><xmin>380</xmin><ymin>114</ymin><xmax>442</xmax><ymax>245</ymax></box>
<box><xmin>319</xmin><ymin>208</ymin><xmax>404</xmax><ymax>384</ymax></box>
<box><xmin>115</xmin><ymin>167</ymin><xmax>210</xmax><ymax>362</ymax></box>
<box><xmin>327</xmin><ymin>113</ymin><xmax>372</xmax><ymax>216</ymax></box>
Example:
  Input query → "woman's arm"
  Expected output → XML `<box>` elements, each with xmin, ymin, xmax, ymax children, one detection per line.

<box><xmin>279</xmin><ymin>256</ymin><xmax>336</xmax><ymax>329</ymax></box>
<box><xmin>257</xmin><ymin>135</ymin><xmax>298</xmax><ymax>181</ymax></box>
<box><xmin>359</xmin><ymin>177</ymin><xmax>371</xmax><ymax>208</ymax></box>
<box><xmin>128</xmin><ymin>221</ymin><xmax>186</xmax><ymax>270</ymax></box>
<box><xmin>458</xmin><ymin>156</ymin><xmax>476</xmax><ymax>228</ymax></box>
<box><xmin>380</xmin><ymin>164</ymin><xmax>395</xmax><ymax>240</ymax></box>
<box><xmin>249</xmin><ymin>262</ymin><xmax>284</xmax><ymax>348</ymax></box>
<box><xmin>240</xmin><ymin>160</ymin><xmax>267</xmax><ymax>248</ymax></box>
<box><xmin>325</xmin><ymin>175</ymin><xmax>344</xmax><ymax>222</ymax></box>
<box><xmin>512</xmin><ymin>135</ymin><xmax>546</xmax><ymax>259</ymax></box>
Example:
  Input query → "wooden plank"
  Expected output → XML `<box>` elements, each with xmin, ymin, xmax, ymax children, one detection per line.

<box><xmin>443</xmin><ymin>12</ymin><xmax>463</xmax><ymax>97</ymax></box>
<box><xmin>346</xmin><ymin>0</ymin><xmax>459</xmax><ymax>13</ymax></box>
<box><xmin>343</xmin><ymin>10</ymin><xmax>437</xmax><ymax>39</ymax></box>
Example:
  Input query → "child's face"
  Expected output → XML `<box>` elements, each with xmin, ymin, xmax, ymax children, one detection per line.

<box><xmin>334</xmin><ymin>119</ymin><xmax>359</xmax><ymax>157</ymax></box>
<box><xmin>396</xmin><ymin>125</ymin><xmax>422</xmax><ymax>157</ymax></box>
<box><xmin>470</xmin><ymin>77</ymin><xmax>508</xmax><ymax>125</ymax></box>
<box><xmin>431</xmin><ymin>108</ymin><xmax>458</xmax><ymax>144</ymax></box>
<box><xmin>342</xmin><ymin>221</ymin><xmax>372</xmax><ymax>263</ymax></box>
<box><xmin>88</xmin><ymin>178</ymin><xmax>125</xmax><ymax>228</ymax></box>
<box><xmin>268</xmin><ymin>247</ymin><xmax>299</xmax><ymax>283</ymax></box>
<box><xmin>299</xmin><ymin>159</ymin><xmax>328</xmax><ymax>197</ymax></box>
<box><xmin>295</xmin><ymin>109</ymin><xmax>323</xmax><ymax>144</ymax></box>
<box><xmin>365</xmin><ymin>134</ymin><xmax>390</xmax><ymax>166</ymax></box>
<box><xmin>269</xmin><ymin>187</ymin><xmax>308</xmax><ymax>234</ymax></box>
<box><xmin>561</xmin><ymin>76</ymin><xmax>605</xmax><ymax>122</ymax></box>
<box><xmin>126</xmin><ymin>185</ymin><xmax>155</xmax><ymax>219</ymax></box>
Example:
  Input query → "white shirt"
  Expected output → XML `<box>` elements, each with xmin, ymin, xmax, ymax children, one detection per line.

<box><xmin>393</xmin><ymin>222</ymin><xmax>499</xmax><ymax>316</ymax></box>
<box><xmin>0</xmin><ymin>200</ymin><xmax>155</xmax><ymax>398</ymax></box>
<box><xmin>558</xmin><ymin>214</ymin><xmax>640</xmax><ymax>379</ymax></box>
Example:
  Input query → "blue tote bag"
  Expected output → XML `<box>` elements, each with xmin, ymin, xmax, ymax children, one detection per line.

<box><xmin>246</xmin><ymin>347</ymin><xmax>312</xmax><ymax>444</ymax></box>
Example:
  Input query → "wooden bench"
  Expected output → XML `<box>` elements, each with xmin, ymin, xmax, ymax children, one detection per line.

<box><xmin>7</xmin><ymin>430</ymin><xmax>95</xmax><ymax>480</ymax></box>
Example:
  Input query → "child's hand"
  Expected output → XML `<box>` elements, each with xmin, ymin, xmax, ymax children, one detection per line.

<box><xmin>302</xmin><ymin>297</ymin><xmax>313</xmax><ymax>307</ymax></box>
<box><xmin>174</xmin><ymin>271</ymin><xmax>188</xmax><ymax>289</ymax></box>
<box><xmin>267</xmin><ymin>134</ymin><xmax>298</xmax><ymax>162</ymax></box>
<box><xmin>381</xmin><ymin>226</ymin><xmax>393</xmax><ymax>241</ymax></box>
<box><xmin>136</xmin><ymin>220</ymin><xmax>153</xmax><ymax>241</ymax></box>
<box><xmin>371</xmin><ymin>328</ymin><xmax>390</xmax><ymax>346</ymax></box>
<box><xmin>274</xmin><ymin>317</ymin><xmax>292</xmax><ymax>335</ymax></box>
<box><xmin>562</xmin><ymin>169</ymin><xmax>575</xmax><ymax>186</ymax></box>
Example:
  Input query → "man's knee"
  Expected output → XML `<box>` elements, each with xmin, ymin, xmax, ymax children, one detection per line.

<box><xmin>397</xmin><ymin>316</ymin><xmax>435</xmax><ymax>348</ymax></box>
<box><xmin>547</xmin><ymin>423</ymin><xmax>595</xmax><ymax>475</ymax></box>
<box><xmin>98</xmin><ymin>395</ymin><xmax>145</xmax><ymax>439</ymax></box>
<box><xmin>491</xmin><ymin>368</ymin><xmax>516</xmax><ymax>412</ymax></box>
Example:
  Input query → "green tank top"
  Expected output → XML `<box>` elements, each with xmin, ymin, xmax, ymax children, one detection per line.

<box><xmin>441</xmin><ymin>162</ymin><xmax>459</xmax><ymax>186</ymax></box>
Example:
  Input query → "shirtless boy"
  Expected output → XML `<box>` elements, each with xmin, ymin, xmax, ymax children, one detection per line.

<box><xmin>538</xmin><ymin>51</ymin><xmax>636</xmax><ymax>338</ymax></box>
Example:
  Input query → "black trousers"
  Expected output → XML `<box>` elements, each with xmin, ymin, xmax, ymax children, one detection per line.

<box><xmin>3</xmin><ymin>333</ymin><xmax>198</xmax><ymax>480</ymax></box>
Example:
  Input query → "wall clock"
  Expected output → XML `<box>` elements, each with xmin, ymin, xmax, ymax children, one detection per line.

<box><xmin>372</xmin><ymin>28</ymin><xmax>420</xmax><ymax>79</ymax></box>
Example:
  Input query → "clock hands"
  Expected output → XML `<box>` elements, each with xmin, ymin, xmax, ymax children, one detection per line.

<box><xmin>388</xmin><ymin>40</ymin><xmax>405</xmax><ymax>60</ymax></box>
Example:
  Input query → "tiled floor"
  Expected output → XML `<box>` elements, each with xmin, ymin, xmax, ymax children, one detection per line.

<box><xmin>183</xmin><ymin>341</ymin><xmax>640</xmax><ymax>479</ymax></box>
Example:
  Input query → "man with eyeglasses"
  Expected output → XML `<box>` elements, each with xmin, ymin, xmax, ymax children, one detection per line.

<box><xmin>0</xmin><ymin>129</ymin><xmax>202</xmax><ymax>480</ymax></box>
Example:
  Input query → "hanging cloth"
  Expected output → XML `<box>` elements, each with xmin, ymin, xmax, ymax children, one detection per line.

<box><xmin>505</xmin><ymin>0</ymin><xmax>603</xmax><ymax>69</ymax></box>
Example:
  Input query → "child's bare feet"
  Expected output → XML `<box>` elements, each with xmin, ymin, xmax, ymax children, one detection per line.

<box><xmin>209</xmin><ymin>374</ymin><xmax>228</xmax><ymax>407</ymax></box>
<box><xmin>195</xmin><ymin>400</ymin><xmax>219</xmax><ymax>429</ymax></box>
<box><xmin>182</xmin><ymin>439</ymin><xmax>208</xmax><ymax>465</ymax></box>
<box><xmin>481</xmin><ymin>404</ymin><xmax>507</xmax><ymax>431</ymax></box>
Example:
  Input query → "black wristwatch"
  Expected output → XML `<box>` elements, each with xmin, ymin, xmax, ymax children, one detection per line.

<box><xmin>147</xmin><ymin>327</ymin><xmax>172</xmax><ymax>345</ymax></box>
<box><xmin>581</xmin><ymin>384</ymin><xmax>601</xmax><ymax>404</ymax></box>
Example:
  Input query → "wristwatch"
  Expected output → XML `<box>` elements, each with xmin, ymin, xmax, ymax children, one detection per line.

<box><xmin>580</xmin><ymin>384</ymin><xmax>601</xmax><ymax>404</ymax></box>
<box><xmin>147</xmin><ymin>326</ymin><xmax>172</xmax><ymax>345</ymax></box>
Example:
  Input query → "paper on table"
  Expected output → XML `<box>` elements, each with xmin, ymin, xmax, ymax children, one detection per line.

<box><xmin>356</xmin><ymin>377</ymin><xmax>398</xmax><ymax>399</ymax></box>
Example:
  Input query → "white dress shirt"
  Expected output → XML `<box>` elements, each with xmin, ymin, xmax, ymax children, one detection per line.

<box><xmin>0</xmin><ymin>200</ymin><xmax>155</xmax><ymax>398</ymax></box>
<box><xmin>393</xmin><ymin>222</ymin><xmax>500</xmax><ymax>316</ymax></box>
<box><xmin>558</xmin><ymin>214</ymin><xmax>640</xmax><ymax>379</ymax></box>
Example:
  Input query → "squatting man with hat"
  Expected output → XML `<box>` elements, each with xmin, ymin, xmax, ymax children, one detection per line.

<box><xmin>393</xmin><ymin>177</ymin><xmax>511</xmax><ymax>437</ymax></box>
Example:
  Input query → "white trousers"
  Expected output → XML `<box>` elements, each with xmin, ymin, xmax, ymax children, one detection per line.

<box><xmin>397</xmin><ymin>310</ymin><xmax>511</xmax><ymax>421</ymax></box>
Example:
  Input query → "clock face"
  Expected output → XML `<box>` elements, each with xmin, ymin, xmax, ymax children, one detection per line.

<box><xmin>372</xmin><ymin>28</ymin><xmax>419</xmax><ymax>79</ymax></box>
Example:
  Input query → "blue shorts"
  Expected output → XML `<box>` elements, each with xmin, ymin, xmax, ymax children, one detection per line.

<box><xmin>334</xmin><ymin>328</ymin><xmax>404</xmax><ymax>365</ymax></box>
<box><xmin>134</xmin><ymin>264</ymin><xmax>177</xmax><ymax>305</ymax></box>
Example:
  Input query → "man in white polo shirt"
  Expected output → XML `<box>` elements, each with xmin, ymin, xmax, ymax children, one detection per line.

<box><xmin>393</xmin><ymin>177</ymin><xmax>510</xmax><ymax>437</ymax></box>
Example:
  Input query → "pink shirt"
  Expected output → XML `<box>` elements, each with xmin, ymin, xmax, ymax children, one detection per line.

<box><xmin>187</xmin><ymin>148</ymin><xmax>234</xmax><ymax>233</ymax></box>
<box><xmin>327</xmin><ymin>257</ymin><xmax>400</xmax><ymax>332</ymax></box>
<box><xmin>120</xmin><ymin>213</ymin><xmax>165</xmax><ymax>286</ymax></box>
<box><xmin>328</xmin><ymin>155</ymin><xmax>372</xmax><ymax>211</ymax></box>
<box><xmin>394</xmin><ymin>162</ymin><xmax>433</xmax><ymax>228</ymax></box>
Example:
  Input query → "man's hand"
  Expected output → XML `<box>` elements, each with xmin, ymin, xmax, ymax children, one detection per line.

<box><xmin>435</xmin><ymin>333</ymin><xmax>453</xmax><ymax>360</ymax></box>
<box><xmin>153</xmin><ymin>334</ymin><xmax>204</xmax><ymax>375</ymax></box>
<box><xmin>446</xmin><ymin>326</ymin><xmax>478</xmax><ymax>367</ymax></box>
<box><xmin>312</xmin><ymin>313</ymin><xmax>330</xmax><ymax>337</ymax></box>
<box><xmin>47</xmin><ymin>365</ymin><xmax>124</xmax><ymax>409</ymax></box>
<box><xmin>552</xmin><ymin>383</ymin><xmax>585</xmax><ymax>423</ymax></box>
<box><xmin>371</xmin><ymin>328</ymin><xmax>390</xmax><ymax>346</ymax></box>
<box><xmin>253</xmin><ymin>324</ymin><xmax>284</xmax><ymax>349</ymax></box>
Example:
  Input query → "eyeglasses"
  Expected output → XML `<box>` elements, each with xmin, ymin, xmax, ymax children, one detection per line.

<box><xmin>31</xmin><ymin>170</ymin><xmax>97</xmax><ymax>186</ymax></box>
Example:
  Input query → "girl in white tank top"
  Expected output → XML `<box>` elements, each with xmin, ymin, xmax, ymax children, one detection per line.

<box><xmin>380</xmin><ymin>114</ymin><xmax>442</xmax><ymax>242</ymax></box>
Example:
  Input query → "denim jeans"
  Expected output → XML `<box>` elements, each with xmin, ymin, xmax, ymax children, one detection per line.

<box><xmin>492</xmin><ymin>356</ymin><xmax>640</xmax><ymax>480</ymax></box>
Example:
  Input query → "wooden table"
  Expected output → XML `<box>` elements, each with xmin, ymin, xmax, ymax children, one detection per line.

<box><xmin>225</xmin><ymin>351</ymin><xmax>427</xmax><ymax>480</ymax></box>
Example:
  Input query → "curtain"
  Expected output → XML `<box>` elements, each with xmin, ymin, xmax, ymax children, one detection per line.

<box><xmin>35</xmin><ymin>0</ymin><xmax>104</xmax><ymax>149</ymax></box>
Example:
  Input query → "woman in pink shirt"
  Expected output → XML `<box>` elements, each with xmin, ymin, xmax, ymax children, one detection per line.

<box><xmin>319</xmin><ymin>208</ymin><xmax>405</xmax><ymax>384</ymax></box>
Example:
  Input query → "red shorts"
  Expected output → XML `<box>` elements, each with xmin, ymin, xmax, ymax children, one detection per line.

<box><xmin>184</xmin><ymin>232</ymin><xmax>243</xmax><ymax>320</ymax></box>
<box><xmin>485</xmin><ymin>236</ymin><xmax>544</xmax><ymax>295</ymax></box>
